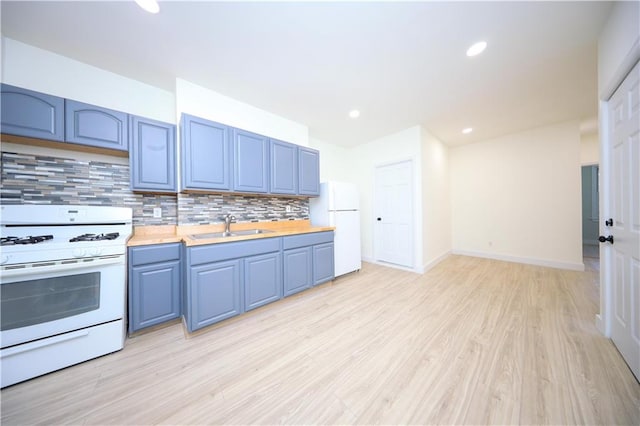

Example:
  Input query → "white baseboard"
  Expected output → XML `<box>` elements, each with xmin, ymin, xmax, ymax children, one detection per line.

<box><xmin>361</xmin><ymin>256</ymin><xmax>422</xmax><ymax>274</ymax></box>
<box><xmin>423</xmin><ymin>250</ymin><xmax>451</xmax><ymax>273</ymax></box>
<box><xmin>595</xmin><ymin>314</ymin><xmax>605</xmax><ymax>336</ymax></box>
<box><xmin>451</xmin><ymin>249</ymin><xmax>585</xmax><ymax>271</ymax></box>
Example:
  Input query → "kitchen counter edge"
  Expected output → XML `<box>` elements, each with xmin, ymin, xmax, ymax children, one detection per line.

<box><xmin>128</xmin><ymin>224</ymin><xmax>335</xmax><ymax>247</ymax></box>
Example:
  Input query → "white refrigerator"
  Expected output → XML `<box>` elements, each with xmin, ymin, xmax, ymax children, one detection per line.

<box><xmin>309</xmin><ymin>181</ymin><xmax>362</xmax><ymax>277</ymax></box>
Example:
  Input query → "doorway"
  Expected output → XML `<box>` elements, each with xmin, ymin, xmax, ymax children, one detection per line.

<box><xmin>373</xmin><ymin>159</ymin><xmax>414</xmax><ymax>268</ymax></box>
<box><xmin>581</xmin><ymin>165</ymin><xmax>600</xmax><ymax>271</ymax></box>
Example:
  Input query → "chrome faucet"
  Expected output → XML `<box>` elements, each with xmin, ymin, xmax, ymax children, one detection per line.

<box><xmin>223</xmin><ymin>214</ymin><xmax>236</xmax><ymax>235</ymax></box>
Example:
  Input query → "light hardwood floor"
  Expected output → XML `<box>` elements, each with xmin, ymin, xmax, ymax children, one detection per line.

<box><xmin>1</xmin><ymin>256</ymin><xmax>638</xmax><ymax>425</ymax></box>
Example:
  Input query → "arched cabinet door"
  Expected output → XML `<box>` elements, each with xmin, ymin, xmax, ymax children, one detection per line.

<box><xmin>1</xmin><ymin>84</ymin><xmax>64</xmax><ymax>141</ymax></box>
<box><xmin>65</xmin><ymin>99</ymin><xmax>128</xmax><ymax>151</ymax></box>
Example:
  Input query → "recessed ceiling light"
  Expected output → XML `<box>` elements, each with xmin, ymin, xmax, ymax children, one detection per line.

<box><xmin>466</xmin><ymin>41</ymin><xmax>487</xmax><ymax>57</ymax></box>
<box><xmin>462</xmin><ymin>127</ymin><xmax>473</xmax><ymax>134</ymax></box>
<box><xmin>135</xmin><ymin>0</ymin><xmax>160</xmax><ymax>14</ymax></box>
<box><xmin>349</xmin><ymin>109</ymin><xmax>360</xmax><ymax>119</ymax></box>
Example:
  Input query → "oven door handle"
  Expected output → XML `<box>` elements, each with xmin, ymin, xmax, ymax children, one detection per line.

<box><xmin>0</xmin><ymin>255</ymin><xmax>124</xmax><ymax>279</ymax></box>
<box><xmin>1</xmin><ymin>329</ymin><xmax>90</xmax><ymax>358</ymax></box>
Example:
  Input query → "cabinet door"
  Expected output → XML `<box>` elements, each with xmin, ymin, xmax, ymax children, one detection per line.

<box><xmin>181</xmin><ymin>114</ymin><xmax>231</xmax><ymax>191</ymax></box>
<box><xmin>130</xmin><ymin>116</ymin><xmax>176</xmax><ymax>192</ymax></box>
<box><xmin>188</xmin><ymin>259</ymin><xmax>241</xmax><ymax>331</ymax></box>
<box><xmin>283</xmin><ymin>247</ymin><xmax>312</xmax><ymax>297</ymax></box>
<box><xmin>65</xmin><ymin>100</ymin><xmax>128</xmax><ymax>151</ymax></box>
<box><xmin>298</xmin><ymin>147</ymin><xmax>320</xmax><ymax>196</ymax></box>
<box><xmin>1</xmin><ymin>84</ymin><xmax>64</xmax><ymax>141</ymax></box>
<box><xmin>270</xmin><ymin>139</ymin><xmax>298</xmax><ymax>195</ymax></box>
<box><xmin>233</xmin><ymin>129</ymin><xmax>269</xmax><ymax>193</ymax></box>
<box><xmin>313</xmin><ymin>242</ymin><xmax>335</xmax><ymax>285</ymax></box>
<box><xmin>244</xmin><ymin>252</ymin><xmax>282</xmax><ymax>311</ymax></box>
<box><xmin>129</xmin><ymin>260</ymin><xmax>181</xmax><ymax>333</ymax></box>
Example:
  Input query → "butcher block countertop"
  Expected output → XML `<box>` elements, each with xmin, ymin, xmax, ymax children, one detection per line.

<box><xmin>127</xmin><ymin>225</ymin><xmax>181</xmax><ymax>247</ymax></box>
<box><xmin>128</xmin><ymin>220</ymin><xmax>334</xmax><ymax>247</ymax></box>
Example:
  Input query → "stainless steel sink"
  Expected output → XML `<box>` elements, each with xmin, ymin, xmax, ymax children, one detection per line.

<box><xmin>233</xmin><ymin>229</ymin><xmax>275</xmax><ymax>236</ymax></box>
<box><xmin>190</xmin><ymin>232</ymin><xmax>235</xmax><ymax>239</ymax></box>
<box><xmin>190</xmin><ymin>229</ymin><xmax>275</xmax><ymax>239</ymax></box>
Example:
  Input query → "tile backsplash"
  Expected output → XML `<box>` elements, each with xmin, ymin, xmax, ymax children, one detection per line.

<box><xmin>178</xmin><ymin>193</ymin><xmax>308</xmax><ymax>225</ymax></box>
<box><xmin>1</xmin><ymin>150</ymin><xmax>309</xmax><ymax>226</ymax></box>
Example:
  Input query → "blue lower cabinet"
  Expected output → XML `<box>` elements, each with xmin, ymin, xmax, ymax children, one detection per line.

<box><xmin>129</xmin><ymin>261</ymin><xmax>181</xmax><ymax>332</ymax></box>
<box><xmin>283</xmin><ymin>231</ymin><xmax>334</xmax><ymax>288</ymax></box>
<box><xmin>244</xmin><ymin>252</ymin><xmax>282</xmax><ymax>311</ymax></box>
<box><xmin>184</xmin><ymin>234</ymin><xmax>333</xmax><ymax>332</ymax></box>
<box><xmin>128</xmin><ymin>243</ymin><xmax>181</xmax><ymax>333</ymax></box>
<box><xmin>313</xmin><ymin>242</ymin><xmax>335</xmax><ymax>285</ymax></box>
<box><xmin>283</xmin><ymin>247</ymin><xmax>313</xmax><ymax>296</ymax></box>
<box><xmin>188</xmin><ymin>259</ymin><xmax>242</xmax><ymax>332</ymax></box>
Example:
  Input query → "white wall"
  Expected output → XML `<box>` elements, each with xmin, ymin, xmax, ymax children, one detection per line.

<box><xmin>0</xmin><ymin>37</ymin><xmax>309</xmax><ymax>145</ymax></box>
<box><xmin>580</xmin><ymin>132</ymin><xmax>600</xmax><ymax>165</ymax></box>
<box><xmin>450</xmin><ymin>120</ymin><xmax>583</xmax><ymax>270</ymax></box>
<box><xmin>308</xmin><ymin>137</ymin><xmax>353</xmax><ymax>183</ymax></box>
<box><xmin>175</xmin><ymin>79</ymin><xmax>308</xmax><ymax>146</ymax></box>
<box><xmin>598</xmin><ymin>1</ymin><xmax>640</xmax><ymax>98</ymax></box>
<box><xmin>1</xmin><ymin>37</ymin><xmax>175</xmax><ymax>123</ymax></box>
<box><xmin>421</xmin><ymin>128</ymin><xmax>451</xmax><ymax>270</ymax></box>
<box><xmin>350</xmin><ymin>126</ymin><xmax>423</xmax><ymax>272</ymax></box>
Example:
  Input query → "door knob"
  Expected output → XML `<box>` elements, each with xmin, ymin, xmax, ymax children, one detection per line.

<box><xmin>377</xmin><ymin>217</ymin><xmax>382</xmax><ymax>221</ymax></box>
<box><xmin>598</xmin><ymin>235</ymin><xmax>614</xmax><ymax>244</ymax></box>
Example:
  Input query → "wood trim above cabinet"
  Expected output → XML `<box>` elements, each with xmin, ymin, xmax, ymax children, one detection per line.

<box><xmin>0</xmin><ymin>133</ymin><xmax>129</xmax><ymax>158</ymax></box>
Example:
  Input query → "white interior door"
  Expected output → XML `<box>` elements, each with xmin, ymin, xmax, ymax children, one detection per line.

<box><xmin>604</xmin><ymin>60</ymin><xmax>640</xmax><ymax>380</ymax></box>
<box><xmin>374</xmin><ymin>160</ymin><xmax>413</xmax><ymax>268</ymax></box>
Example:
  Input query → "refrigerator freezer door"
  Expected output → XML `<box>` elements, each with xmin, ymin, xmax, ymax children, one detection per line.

<box><xmin>328</xmin><ymin>182</ymin><xmax>359</xmax><ymax>211</ymax></box>
<box><xmin>330</xmin><ymin>210</ymin><xmax>361</xmax><ymax>276</ymax></box>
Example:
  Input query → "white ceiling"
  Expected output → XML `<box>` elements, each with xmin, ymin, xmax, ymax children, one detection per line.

<box><xmin>0</xmin><ymin>1</ymin><xmax>612</xmax><ymax>147</ymax></box>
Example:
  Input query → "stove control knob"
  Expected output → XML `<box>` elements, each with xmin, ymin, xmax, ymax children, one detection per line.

<box><xmin>73</xmin><ymin>249</ymin><xmax>87</xmax><ymax>258</ymax></box>
<box><xmin>90</xmin><ymin>248</ymin><xmax>104</xmax><ymax>256</ymax></box>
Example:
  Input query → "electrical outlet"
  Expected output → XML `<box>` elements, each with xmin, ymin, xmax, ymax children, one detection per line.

<box><xmin>286</xmin><ymin>205</ymin><xmax>292</xmax><ymax>213</ymax></box>
<box><xmin>153</xmin><ymin>207</ymin><xmax>162</xmax><ymax>218</ymax></box>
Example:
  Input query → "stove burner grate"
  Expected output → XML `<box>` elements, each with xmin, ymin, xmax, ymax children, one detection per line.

<box><xmin>0</xmin><ymin>235</ymin><xmax>54</xmax><ymax>246</ymax></box>
<box><xmin>69</xmin><ymin>232</ymin><xmax>120</xmax><ymax>242</ymax></box>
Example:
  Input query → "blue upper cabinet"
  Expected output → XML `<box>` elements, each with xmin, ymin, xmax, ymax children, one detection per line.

<box><xmin>233</xmin><ymin>129</ymin><xmax>269</xmax><ymax>193</ymax></box>
<box><xmin>1</xmin><ymin>84</ymin><xmax>64</xmax><ymax>141</ymax></box>
<box><xmin>130</xmin><ymin>116</ymin><xmax>177</xmax><ymax>193</ymax></box>
<box><xmin>65</xmin><ymin>100</ymin><xmax>128</xmax><ymax>151</ymax></box>
<box><xmin>181</xmin><ymin>114</ymin><xmax>231</xmax><ymax>191</ymax></box>
<box><xmin>298</xmin><ymin>147</ymin><xmax>320</xmax><ymax>196</ymax></box>
<box><xmin>270</xmin><ymin>139</ymin><xmax>298</xmax><ymax>195</ymax></box>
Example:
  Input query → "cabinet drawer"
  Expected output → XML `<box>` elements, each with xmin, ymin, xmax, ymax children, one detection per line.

<box><xmin>189</xmin><ymin>237</ymin><xmax>280</xmax><ymax>266</ymax></box>
<box><xmin>282</xmin><ymin>231</ymin><xmax>333</xmax><ymax>250</ymax></box>
<box><xmin>130</xmin><ymin>243</ymin><xmax>181</xmax><ymax>266</ymax></box>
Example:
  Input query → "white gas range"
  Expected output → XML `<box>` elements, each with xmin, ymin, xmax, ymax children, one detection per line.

<box><xmin>0</xmin><ymin>205</ymin><xmax>132</xmax><ymax>388</ymax></box>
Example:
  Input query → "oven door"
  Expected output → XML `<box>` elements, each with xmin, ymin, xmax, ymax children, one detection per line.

<box><xmin>0</xmin><ymin>255</ymin><xmax>125</xmax><ymax>349</ymax></box>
